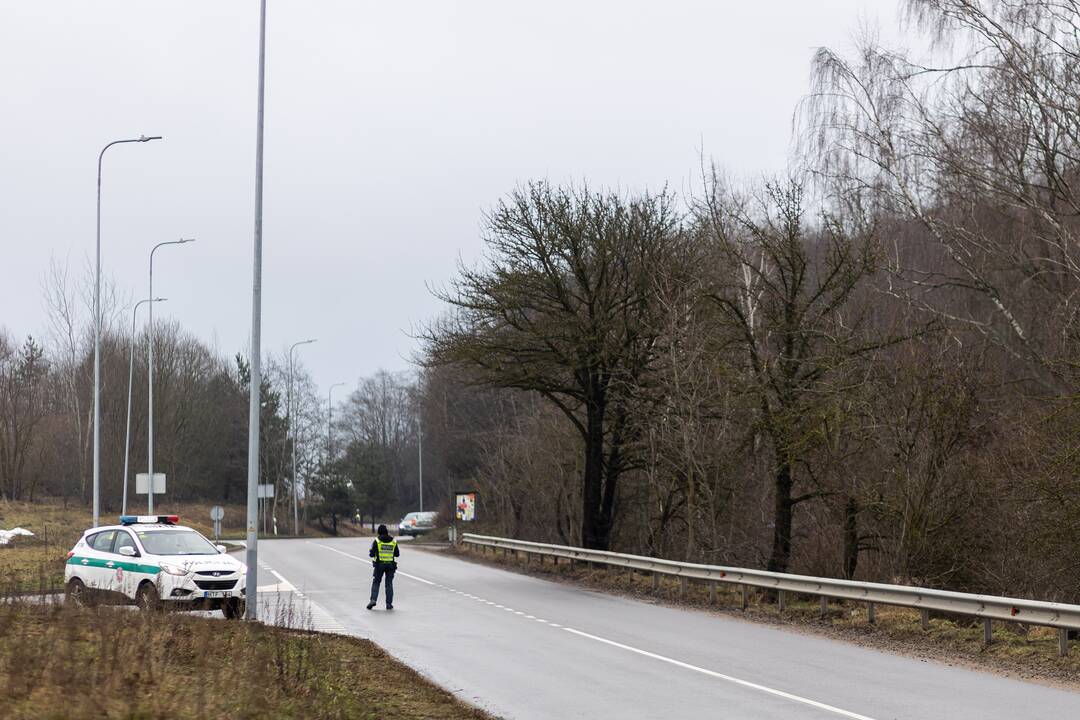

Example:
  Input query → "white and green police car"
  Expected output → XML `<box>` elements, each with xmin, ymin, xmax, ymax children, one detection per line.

<box><xmin>64</xmin><ymin>515</ymin><xmax>247</xmax><ymax>619</ymax></box>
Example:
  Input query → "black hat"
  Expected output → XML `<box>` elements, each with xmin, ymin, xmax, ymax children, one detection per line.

<box><xmin>377</xmin><ymin>524</ymin><xmax>389</xmax><ymax>536</ymax></box>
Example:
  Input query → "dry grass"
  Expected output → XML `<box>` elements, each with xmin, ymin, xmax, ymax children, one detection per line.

<box><xmin>0</xmin><ymin>500</ymin><xmax>90</xmax><ymax>594</ymax></box>
<box><xmin>452</xmin><ymin>544</ymin><xmax>1080</xmax><ymax>688</ymax></box>
<box><xmin>0</xmin><ymin>598</ymin><xmax>491</xmax><ymax>720</ymax></box>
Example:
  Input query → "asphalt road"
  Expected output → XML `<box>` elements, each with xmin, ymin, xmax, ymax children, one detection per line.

<box><xmin>254</xmin><ymin>536</ymin><xmax>1080</xmax><ymax>720</ymax></box>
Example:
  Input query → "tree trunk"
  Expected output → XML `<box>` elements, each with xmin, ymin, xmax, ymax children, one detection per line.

<box><xmin>580</xmin><ymin>385</ymin><xmax>609</xmax><ymax>550</ymax></box>
<box><xmin>767</xmin><ymin>461</ymin><xmax>794</xmax><ymax>574</ymax></box>
<box><xmin>842</xmin><ymin>495</ymin><xmax>859</xmax><ymax>580</ymax></box>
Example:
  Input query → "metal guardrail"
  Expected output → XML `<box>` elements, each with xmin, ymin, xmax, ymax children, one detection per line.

<box><xmin>462</xmin><ymin>533</ymin><xmax>1080</xmax><ymax>656</ymax></box>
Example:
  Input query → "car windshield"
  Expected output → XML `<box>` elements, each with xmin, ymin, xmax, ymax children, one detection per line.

<box><xmin>136</xmin><ymin>529</ymin><xmax>218</xmax><ymax>556</ymax></box>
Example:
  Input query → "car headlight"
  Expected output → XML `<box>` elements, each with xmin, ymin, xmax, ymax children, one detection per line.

<box><xmin>159</xmin><ymin>561</ymin><xmax>190</xmax><ymax>577</ymax></box>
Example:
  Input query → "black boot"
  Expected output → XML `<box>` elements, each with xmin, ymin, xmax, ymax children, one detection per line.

<box><xmin>366</xmin><ymin>601</ymin><xmax>375</xmax><ymax>610</ymax></box>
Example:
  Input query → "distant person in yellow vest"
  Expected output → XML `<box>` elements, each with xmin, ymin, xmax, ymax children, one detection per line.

<box><xmin>367</xmin><ymin>524</ymin><xmax>399</xmax><ymax>610</ymax></box>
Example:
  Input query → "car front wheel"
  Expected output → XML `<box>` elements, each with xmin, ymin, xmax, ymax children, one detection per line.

<box><xmin>135</xmin><ymin>582</ymin><xmax>161</xmax><ymax>612</ymax></box>
<box><xmin>222</xmin><ymin>598</ymin><xmax>245</xmax><ymax>620</ymax></box>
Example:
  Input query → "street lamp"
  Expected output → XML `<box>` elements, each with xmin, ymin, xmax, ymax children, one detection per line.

<box><xmin>416</xmin><ymin>380</ymin><xmax>425</xmax><ymax>513</ymax></box>
<box><xmin>289</xmin><ymin>338</ymin><xmax>317</xmax><ymax>535</ymax></box>
<box><xmin>93</xmin><ymin>134</ymin><xmax>161</xmax><ymax>528</ymax></box>
<box><xmin>122</xmin><ymin>297</ymin><xmax>165</xmax><ymax>516</ymax></box>
<box><xmin>147</xmin><ymin>238</ymin><xmax>194</xmax><ymax>514</ymax></box>
<box><xmin>327</xmin><ymin>382</ymin><xmax>345</xmax><ymax>465</ymax></box>
<box><xmin>245</xmin><ymin>0</ymin><xmax>269</xmax><ymax>621</ymax></box>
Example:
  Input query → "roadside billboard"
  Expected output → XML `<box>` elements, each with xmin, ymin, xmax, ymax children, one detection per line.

<box><xmin>455</xmin><ymin>491</ymin><xmax>477</xmax><ymax>522</ymax></box>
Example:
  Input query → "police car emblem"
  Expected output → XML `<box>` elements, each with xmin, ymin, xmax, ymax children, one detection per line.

<box><xmin>116</xmin><ymin>567</ymin><xmax>124</xmax><ymax>582</ymax></box>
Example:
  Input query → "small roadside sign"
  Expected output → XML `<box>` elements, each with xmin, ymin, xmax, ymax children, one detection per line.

<box><xmin>257</xmin><ymin>483</ymin><xmax>274</xmax><ymax>499</ymax></box>
<box><xmin>210</xmin><ymin>505</ymin><xmax>224</xmax><ymax>540</ymax></box>
<box><xmin>136</xmin><ymin>473</ymin><xmax>166</xmax><ymax>494</ymax></box>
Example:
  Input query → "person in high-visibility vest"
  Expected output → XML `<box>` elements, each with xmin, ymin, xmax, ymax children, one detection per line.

<box><xmin>367</xmin><ymin>524</ymin><xmax>400</xmax><ymax>610</ymax></box>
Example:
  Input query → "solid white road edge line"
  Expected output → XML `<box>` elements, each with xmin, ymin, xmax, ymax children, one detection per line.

<box><xmin>259</xmin><ymin>562</ymin><xmax>346</xmax><ymax>633</ymax></box>
<box><xmin>268</xmin><ymin>568</ymin><xmax>296</xmax><ymax>592</ymax></box>
<box><xmin>308</xmin><ymin>541</ymin><xmax>436</xmax><ymax>585</ymax></box>
<box><xmin>562</xmin><ymin>627</ymin><xmax>878</xmax><ymax>720</ymax></box>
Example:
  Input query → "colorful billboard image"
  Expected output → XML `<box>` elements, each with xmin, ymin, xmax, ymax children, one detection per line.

<box><xmin>455</xmin><ymin>491</ymin><xmax>477</xmax><ymax>522</ymax></box>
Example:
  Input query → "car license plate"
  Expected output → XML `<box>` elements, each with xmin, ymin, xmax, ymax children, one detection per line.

<box><xmin>203</xmin><ymin>590</ymin><xmax>227</xmax><ymax>599</ymax></box>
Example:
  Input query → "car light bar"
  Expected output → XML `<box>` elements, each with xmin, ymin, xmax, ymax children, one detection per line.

<box><xmin>119</xmin><ymin>514</ymin><xmax>179</xmax><ymax>525</ymax></box>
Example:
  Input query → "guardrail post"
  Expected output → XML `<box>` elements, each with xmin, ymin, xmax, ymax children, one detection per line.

<box><xmin>778</xmin><ymin>590</ymin><xmax>786</xmax><ymax>612</ymax></box>
<box><xmin>679</xmin><ymin>576</ymin><xmax>688</xmax><ymax>597</ymax></box>
<box><xmin>1060</xmin><ymin>628</ymin><xmax>1069</xmax><ymax>657</ymax></box>
<box><xmin>983</xmin><ymin>618</ymin><xmax>992</xmax><ymax>646</ymax></box>
<box><xmin>820</xmin><ymin>595</ymin><xmax>828</xmax><ymax>616</ymax></box>
<box><xmin>741</xmin><ymin>584</ymin><xmax>749</xmax><ymax>611</ymax></box>
<box><xmin>920</xmin><ymin>609</ymin><xmax>929</xmax><ymax>631</ymax></box>
<box><xmin>709</xmin><ymin>580</ymin><xmax>717</xmax><ymax>604</ymax></box>
<box><xmin>651</xmin><ymin>572</ymin><xmax>660</xmax><ymax>592</ymax></box>
<box><xmin>867</xmin><ymin>602</ymin><xmax>876</xmax><ymax>624</ymax></box>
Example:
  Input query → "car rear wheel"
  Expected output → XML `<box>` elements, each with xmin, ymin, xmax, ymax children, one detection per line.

<box><xmin>222</xmin><ymin>598</ymin><xmax>245</xmax><ymax>620</ymax></box>
<box><xmin>135</xmin><ymin>582</ymin><xmax>161</xmax><ymax>612</ymax></box>
<box><xmin>65</xmin><ymin>577</ymin><xmax>90</xmax><ymax>607</ymax></box>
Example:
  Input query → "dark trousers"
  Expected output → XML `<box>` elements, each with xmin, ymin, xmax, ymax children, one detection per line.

<box><xmin>370</xmin><ymin>563</ymin><xmax>395</xmax><ymax>605</ymax></box>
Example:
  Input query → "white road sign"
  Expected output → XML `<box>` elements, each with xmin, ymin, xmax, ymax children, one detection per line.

<box><xmin>135</xmin><ymin>473</ymin><xmax>166</xmax><ymax>494</ymax></box>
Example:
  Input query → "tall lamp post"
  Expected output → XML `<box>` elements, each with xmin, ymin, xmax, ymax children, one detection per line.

<box><xmin>289</xmin><ymin>338</ymin><xmax>316</xmax><ymax>535</ymax></box>
<box><xmin>122</xmin><ymin>297</ymin><xmax>165</xmax><ymax>515</ymax></box>
<box><xmin>93</xmin><ymin>134</ymin><xmax>161</xmax><ymax>528</ymax></box>
<box><xmin>147</xmin><ymin>238</ymin><xmax>194</xmax><ymax>513</ymax></box>
<box><xmin>327</xmin><ymin>382</ymin><xmax>345</xmax><ymax>465</ymax></box>
<box><xmin>247</xmin><ymin>0</ymin><xmax>270</xmax><ymax>621</ymax></box>
<box><xmin>245</xmin><ymin>0</ymin><xmax>269</xmax><ymax>621</ymax></box>
<box><xmin>418</xmin><ymin>413</ymin><xmax>423</xmax><ymax>512</ymax></box>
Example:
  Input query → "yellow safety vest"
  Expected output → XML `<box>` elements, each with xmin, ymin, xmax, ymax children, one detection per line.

<box><xmin>377</xmin><ymin>539</ymin><xmax>397</xmax><ymax>564</ymax></box>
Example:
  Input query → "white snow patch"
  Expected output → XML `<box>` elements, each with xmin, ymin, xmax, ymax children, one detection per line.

<box><xmin>0</xmin><ymin>527</ymin><xmax>34</xmax><ymax>546</ymax></box>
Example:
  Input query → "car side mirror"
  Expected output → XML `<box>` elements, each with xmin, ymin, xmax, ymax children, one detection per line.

<box><xmin>215</xmin><ymin>544</ymin><xmax>227</xmax><ymax>554</ymax></box>
<box><xmin>118</xmin><ymin>546</ymin><xmax>137</xmax><ymax>557</ymax></box>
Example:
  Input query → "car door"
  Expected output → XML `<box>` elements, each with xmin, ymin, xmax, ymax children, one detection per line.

<box><xmin>80</xmin><ymin>529</ymin><xmax>117</xmax><ymax>593</ymax></box>
<box><xmin>111</xmin><ymin>530</ymin><xmax>142</xmax><ymax>599</ymax></box>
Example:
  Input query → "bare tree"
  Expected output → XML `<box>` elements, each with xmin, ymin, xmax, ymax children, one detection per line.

<box><xmin>0</xmin><ymin>333</ymin><xmax>47</xmax><ymax>500</ymax></box>
<box><xmin>424</xmin><ymin>181</ymin><xmax>690</xmax><ymax>550</ymax></box>
<box><xmin>697</xmin><ymin>176</ymin><xmax>879</xmax><ymax>574</ymax></box>
<box><xmin>806</xmin><ymin>0</ymin><xmax>1080</xmax><ymax>386</ymax></box>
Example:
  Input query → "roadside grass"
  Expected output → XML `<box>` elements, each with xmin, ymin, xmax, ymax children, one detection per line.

<box><xmin>0</xmin><ymin>599</ymin><xmax>490</xmax><ymax>720</ymax></box>
<box><xmin>0</xmin><ymin>499</ymin><xmax>374</xmax><ymax>593</ymax></box>
<box><xmin>0</xmin><ymin>500</ymin><xmax>90</xmax><ymax>594</ymax></box>
<box><xmin>451</xmin><ymin>544</ymin><xmax>1080</xmax><ymax>687</ymax></box>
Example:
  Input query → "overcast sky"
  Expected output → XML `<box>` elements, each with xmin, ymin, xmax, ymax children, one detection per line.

<box><xmin>1</xmin><ymin>0</ymin><xmax>901</xmax><ymax>393</ymax></box>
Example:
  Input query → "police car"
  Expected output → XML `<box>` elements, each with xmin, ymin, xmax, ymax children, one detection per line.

<box><xmin>64</xmin><ymin>515</ymin><xmax>247</xmax><ymax>619</ymax></box>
